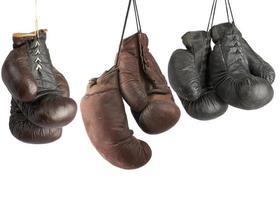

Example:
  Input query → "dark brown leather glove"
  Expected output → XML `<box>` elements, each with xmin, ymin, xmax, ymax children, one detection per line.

<box><xmin>80</xmin><ymin>67</ymin><xmax>152</xmax><ymax>169</ymax></box>
<box><xmin>118</xmin><ymin>33</ymin><xmax>180</xmax><ymax>134</ymax></box>
<box><xmin>2</xmin><ymin>30</ymin><xmax>77</xmax><ymax>129</ymax></box>
<box><xmin>2</xmin><ymin>30</ymin><xmax>77</xmax><ymax>144</ymax></box>
<box><xmin>9</xmin><ymin>66</ymin><xmax>72</xmax><ymax>144</ymax></box>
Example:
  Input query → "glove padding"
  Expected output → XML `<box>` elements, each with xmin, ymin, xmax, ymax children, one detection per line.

<box><xmin>2</xmin><ymin>30</ymin><xmax>77</xmax><ymax>128</ymax></box>
<box><xmin>209</xmin><ymin>23</ymin><xmax>275</xmax><ymax>109</ymax></box>
<box><xmin>119</xmin><ymin>33</ymin><xmax>180</xmax><ymax>134</ymax></box>
<box><xmin>168</xmin><ymin>31</ymin><xmax>228</xmax><ymax>120</ymax></box>
<box><xmin>9</xmin><ymin>65</ymin><xmax>72</xmax><ymax>144</ymax></box>
<box><xmin>80</xmin><ymin>67</ymin><xmax>152</xmax><ymax>169</ymax></box>
<box><xmin>9</xmin><ymin>98</ymin><xmax>62</xmax><ymax>144</ymax></box>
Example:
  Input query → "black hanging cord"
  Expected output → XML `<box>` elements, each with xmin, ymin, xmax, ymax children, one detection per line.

<box><xmin>207</xmin><ymin>0</ymin><xmax>235</xmax><ymax>31</ymax></box>
<box><xmin>133</xmin><ymin>0</ymin><xmax>142</xmax><ymax>32</ymax></box>
<box><xmin>116</xmin><ymin>0</ymin><xmax>132</xmax><ymax>66</ymax></box>
<box><xmin>115</xmin><ymin>0</ymin><xmax>142</xmax><ymax>65</ymax></box>
<box><xmin>225</xmin><ymin>0</ymin><xmax>230</xmax><ymax>23</ymax></box>
<box><xmin>227</xmin><ymin>0</ymin><xmax>235</xmax><ymax>24</ymax></box>
<box><xmin>207</xmin><ymin>0</ymin><xmax>217</xmax><ymax>31</ymax></box>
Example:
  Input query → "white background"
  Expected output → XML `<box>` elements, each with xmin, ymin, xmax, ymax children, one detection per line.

<box><xmin>0</xmin><ymin>0</ymin><xmax>279</xmax><ymax>199</ymax></box>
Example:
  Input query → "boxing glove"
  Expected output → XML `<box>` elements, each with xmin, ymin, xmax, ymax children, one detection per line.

<box><xmin>2</xmin><ymin>30</ymin><xmax>77</xmax><ymax>128</ymax></box>
<box><xmin>209</xmin><ymin>23</ymin><xmax>275</xmax><ymax>109</ymax></box>
<box><xmin>118</xmin><ymin>33</ymin><xmax>180</xmax><ymax>134</ymax></box>
<box><xmin>9</xmin><ymin>67</ymin><xmax>71</xmax><ymax>144</ymax></box>
<box><xmin>80</xmin><ymin>67</ymin><xmax>152</xmax><ymax>169</ymax></box>
<box><xmin>168</xmin><ymin>31</ymin><xmax>228</xmax><ymax>120</ymax></box>
<box><xmin>9</xmin><ymin>98</ymin><xmax>62</xmax><ymax>144</ymax></box>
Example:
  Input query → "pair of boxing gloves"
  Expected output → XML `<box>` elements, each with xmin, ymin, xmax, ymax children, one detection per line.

<box><xmin>2</xmin><ymin>30</ymin><xmax>77</xmax><ymax>144</ymax></box>
<box><xmin>1</xmin><ymin>29</ymin><xmax>180</xmax><ymax>169</ymax></box>
<box><xmin>169</xmin><ymin>23</ymin><xmax>275</xmax><ymax>120</ymax></box>
<box><xmin>81</xmin><ymin>32</ymin><xmax>181</xmax><ymax>169</ymax></box>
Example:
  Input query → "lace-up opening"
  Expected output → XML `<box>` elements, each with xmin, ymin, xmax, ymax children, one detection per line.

<box><xmin>140</xmin><ymin>44</ymin><xmax>159</xmax><ymax>87</ymax></box>
<box><xmin>28</xmin><ymin>39</ymin><xmax>42</xmax><ymax>71</ymax></box>
<box><xmin>26</xmin><ymin>38</ymin><xmax>59</xmax><ymax>96</ymax></box>
<box><xmin>193</xmin><ymin>35</ymin><xmax>211</xmax><ymax>92</ymax></box>
<box><xmin>141</xmin><ymin>46</ymin><xmax>150</xmax><ymax>69</ymax></box>
<box><xmin>225</xmin><ymin>30</ymin><xmax>246</xmax><ymax>71</ymax></box>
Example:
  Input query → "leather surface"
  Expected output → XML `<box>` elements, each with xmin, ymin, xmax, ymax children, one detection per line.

<box><xmin>80</xmin><ymin>68</ymin><xmax>152</xmax><ymax>169</ymax></box>
<box><xmin>119</xmin><ymin>33</ymin><xmax>180</xmax><ymax>134</ymax></box>
<box><xmin>2</xmin><ymin>30</ymin><xmax>77</xmax><ymax>128</ymax></box>
<box><xmin>9</xmin><ymin>98</ymin><xmax>62</xmax><ymax>144</ymax></box>
<box><xmin>209</xmin><ymin>23</ymin><xmax>275</xmax><ymax>109</ymax></box>
<box><xmin>118</xmin><ymin>33</ymin><xmax>148</xmax><ymax>112</ymax></box>
<box><xmin>9</xmin><ymin>66</ymin><xmax>70</xmax><ymax>144</ymax></box>
<box><xmin>168</xmin><ymin>31</ymin><xmax>228</xmax><ymax>120</ymax></box>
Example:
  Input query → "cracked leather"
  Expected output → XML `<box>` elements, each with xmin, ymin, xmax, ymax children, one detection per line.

<box><xmin>80</xmin><ymin>67</ymin><xmax>152</xmax><ymax>169</ymax></box>
<box><xmin>118</xmin><ymin>32</ymin><xmax>180</xmax><ymax>134</ymax></box>
<box><xmin>209</xmin><ymin>23</ymin><xmax>275</xmax><ymax>109</ymax></box>
<box><xmin>168</xmin><ymin>31</ymin><xmax>228</xmax><ymax>120</ymax></box>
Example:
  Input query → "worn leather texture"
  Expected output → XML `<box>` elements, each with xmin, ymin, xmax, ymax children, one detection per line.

<box><xmin>168</xmin><ymin>31</ymin><xmax>228</xmax><ymax>120</ymax></box>
<box><xmin>118</xmin><ymin>33</ymin><xmax>180</xmax><ymax>134</ymax></box>
<box><xmin>80</xmin><ymin>68</ymin><xmax>152</xmax><ymax>169</ymax></box>
<box><xmin>2</xmin><ymin>30</ymin><xmax>77</xmax><ymax>129</ymax></box>
<box><xmin>9</xmin><ymin>65</ymin><xmax>71</xmax><ymax>144</ymax></box>
<box><xmin>209</xmin><ymin>23</ymin><xmax>275</xmax><ymax>109</ymax></box>
<box><xmin>9</xmin><ymin>98</ymin><xmax>62</xmax><ymax>144</ymax></box>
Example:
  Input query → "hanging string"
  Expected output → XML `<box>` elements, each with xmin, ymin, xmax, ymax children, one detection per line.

<box><xmin>132</xmin><ymin>0</ymin><xmax>144</xmax><ymax>69</ymax></box>
<box><xmin>115</xmin><ymin>0</ymin><xmax>132</xmax><ymax>66</ymax></box>
<box><xmin>115</xmin><ymin>0</ymin><xmax>142</xmax><ymax>65</ymax></box>
<box><xmin>207</xmin><ymin>0</ymin><xmax>235</xmax><ymax>31</ymax></box>
<box><xmin>207</xmin><ymin>0</ymin><xmax>217</xmax><ymax>31</ymax></box>
<box><xmin>133</xmin><ymin>0</ymin><xmax>142</xmax><ymax>32</ymax></box>
<box><xmin>225</xmin><ymin>0</ymin><xmax>230</xmax><ymax>22</ymax></box>
<box><xmin>35</xmin><ymin>0</ymin><xmax>40</xmax><ymax>38</ymax></box>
